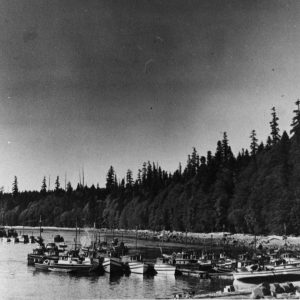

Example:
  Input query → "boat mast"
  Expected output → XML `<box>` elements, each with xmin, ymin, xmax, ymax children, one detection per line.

<box><xmin>162</xmin><ymin>226</ymin><xmax>165</xmax><ymax>254</ymax></box>
<box><xmin>284</xmin><ymin>223</ymin><xmax>287</xmax><ymax>252</ymax></box>
<box><xmin>93</xmin><ymin>222</ymin><xmax>96</xmax><ymax>250</ymax></box>
<box><xmin>75</xmin><ymin>217</ymin><xmax>78</xmax><ymax>251</ymax></box>
<box><xmin>39</xmin><ymin>215</ymin><xmax>42</xmax><ymax>240</ymax></box>
<box><xmin>135</xmin><ymin>226</ymin><xmax>138</xmax><ymax>250</ymax></box>
<box><xmin>254</xmin><ymin>234</ymin><xmax>257</xmax><ymax>257</ymax></box>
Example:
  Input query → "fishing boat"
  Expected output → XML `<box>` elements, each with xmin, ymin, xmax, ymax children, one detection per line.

<box><xmin>18</xmin><ymin>234</ymin><xmax>29</xmax><ymax>243</ymax></box>
<box><xmin>154</xmin><ymin>256</ymin><xmax>176</xmax><ymax>275</ymax></box>
<box><xmin>28</xmin><ymin>217</ymin><xmax>60</xmax><ymax>265</ymax></box>
<box><xmin>233</xmin><ymin>264</ymin><xmax>300</xmax><ymax>284</ymax></box>
<box><xmin>278</xmin><ymin>252</ymin><xmax>300</xmax><ymax>266</ymax></box>
<box><xmin>102</xmin><ymin>256</ymin><xmax>124</xmax><ymax>274</ymax></box>
<box><xmin>7</xmin><ymin>229</ymin><xmax>19</xmax><ymax>243</ymax></box>
<box><xmin>0</xmin><ymin>227</ymin><xmax>6</xmax><ymax>238</ymax></box>
<box><xmin>35</xmin><ymin>260</ymin><xmax>52</xmax><ymax>271</ymax></box>
<box><xmin>27</xmin><ymin>245</ymin><xmax>46</xmax><ymax>265</ymax></box>
<box><xmin>121</xmin><ymin>253</ymin><xmax>149</xmax><ymax>274</ymax></box>
<box><xmin>27</xmin><ymin>243</ymin><xmax>59</xmax><ymax>265</ymax></box>
<box><xmin>7</xmin><ymin>228</ymin><xmax>18</xmax><ymax>238</ymax></box>
<box><xmin>153</xmin><ymin>228</ymin><xmax>176</xmax><ymax>275</ymax></box>
<box><xmin>212</xmin><ymin>254</ymin><xmax>237</xmax><ymax>275</ymax></box>
<box><xmin>35</xmin><ymin>254</ymin><xmax>96</xmax><ymax>273</ymax></box>
<box><xmin>171</xmin><ymin>251</ymin><xmax>198</xmax><ymax>265</ymax></box>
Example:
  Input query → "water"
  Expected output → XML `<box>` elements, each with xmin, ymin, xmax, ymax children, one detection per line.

<box><xmin>0</xmin><ymin>229</ymin><xmax>233</xmax><ymax>299</ymax></box>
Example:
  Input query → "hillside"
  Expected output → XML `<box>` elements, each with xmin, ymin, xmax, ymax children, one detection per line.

<box><xmin>2</xmin><ymin>105</ymin><xmax>300</xmax><ymax>235</ymax></box>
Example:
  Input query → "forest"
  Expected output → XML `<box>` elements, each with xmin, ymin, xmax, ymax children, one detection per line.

<box><xmin>3</xmin><ymin>102</ymin><xmax>300</xmax><ymax>235</ymax></box>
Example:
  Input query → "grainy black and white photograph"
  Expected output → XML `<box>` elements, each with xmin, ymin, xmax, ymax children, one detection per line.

<box><xmin>1</xmin><ymin>0</ymin><xmax>300</xmax><ymax>299</ymax></box>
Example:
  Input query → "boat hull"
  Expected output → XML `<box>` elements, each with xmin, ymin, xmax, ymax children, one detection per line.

<box><xmin>35</xmin><ymin>262</ymin><xmax>51</xmax><ymax>271</ymax></box>
<box><xmin>102</xmin><ymin>257</ymin><xmax>123</xmax><ymax>274</ymax></box>
<box><xmin>154</xmin><ymin>263</ymin><xmax>176</xmax><ymax>275</ymax></box>
<box><xmin>233</xmin><ymin>266</ymin><xmax>300</xmax><ymax>284</ymax></box>
<box><xmin>49</xmin><ymin>263</ymin><xmax>93</xmax><ymax>273</ymax></box>
<box><xmin>128</xmin><ymin>262</ymin><xmax>148</xmax><ymax>274</ymax></box>
<box><xmin>35</xmin><ymin>262</ymin><xmax>94</xmax><ymax>273</ymax></box>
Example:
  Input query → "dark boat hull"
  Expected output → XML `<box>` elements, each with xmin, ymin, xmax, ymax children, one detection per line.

<box><xmin>35</xmin><ymin>262</ymin><xmax>95</xmax><ymax>273</ymax></box>
<box><xmin>234</xmin><ymin>267</ymin><xmax>300</xmax><ymax>284</ymax></box>
<box><xmin>102</xmin><ymin>257</ymin><xmax>123</xmax><ymax>274</ymax></box>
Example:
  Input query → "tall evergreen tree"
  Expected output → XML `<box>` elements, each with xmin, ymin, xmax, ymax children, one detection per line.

<box><xmin>222</xmin><ymin>132</ymin><xmax>230</xmax><ymax>161</ymax></box>
<box><xmin>141</xmin><ymin>162</ymin><xmax>147</xmax><ymax>185</ymax></box>
<box><xmin>106</xmin><ymin>166</ymin><xmax>116</xmax><ymax>191</ymax></box>
<box><xmin>41</xmin><ymin>176</ymin><xmax>47</xmax><ymax>194</ymax></box>
<box><xmin>178</xmin><ymin>162</ymin><xmax>182</xmax><ymax>175</ymax></box>
<box><xmin>136</xmin><ymin>169</ymin><xmax>142</xmax><ymax>185</ymax></box>
<box><xmin>126</xmin><ymin>169</ymin><xmax>133</xmax><ymax>189</ymax></box>
<box><xmin>207</xmin><ymin>151</ymin><xmax>213</xmax><ymax>165</ymax></box>
<box><xmin>55</xmin><ymin>176</ymin><xmax>60</xmax><ymax>192</ymax></box>
<box><xmin>12</xmin><ymin>176</ymin><xmax>18</xmax><ymax>198</ymax></box>
<box><xmin>191</xmin><ymin>147</ymin><xmax>199</xmax><ymax>173</ymax></box>
<box><xmin>270</xmin><ymin>106</ymin><xmax>281</xmax><ymax>144</ymax></box>
<box><xmin>250</xmin><ymin>130</ymin><xmax>258</xmax><ymax>156</ymax></box>
<box><xmin>215</xmin><ymin>141</ymin><xmax>223</xmax><ymax>165</ymax></box>
<box><xmin>291</xmin><ymin>99</ymin><xmax>300</xmax><ymax>136</ymax></box>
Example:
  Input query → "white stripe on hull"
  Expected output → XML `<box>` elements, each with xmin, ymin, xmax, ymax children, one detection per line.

<box><xmin>128</xmin><ymin>262</ymin><xmax>148</xmax><ymax>274</ymax></box>
<box><xmin>154</xmin><ymin>263</ymin><xmax>176</xmax><ymax>275</ymax></box>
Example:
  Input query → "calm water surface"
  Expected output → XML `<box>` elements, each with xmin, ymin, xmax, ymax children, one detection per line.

<box><xmin>0</xmin><ymin>229</ymin><xmax>233</xmax><ymax>299</ymax></box>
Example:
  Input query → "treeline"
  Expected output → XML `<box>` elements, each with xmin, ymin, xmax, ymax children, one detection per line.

<box><xmin>3</xmin><ymin>102</ymin><xmax>300</xmax><ymax>235</ymax></box>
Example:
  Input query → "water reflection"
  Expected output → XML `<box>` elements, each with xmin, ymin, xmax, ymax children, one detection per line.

<box><xmin>109</xmin><ymin>273</ymin><xmax>124</xmax><ymax>284</ymax></box>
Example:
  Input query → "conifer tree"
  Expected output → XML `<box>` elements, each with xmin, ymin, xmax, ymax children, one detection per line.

<box><xmin>66</xmin><ymin>181</ymin><xmax>73</xmax><ymax>194</ymax></box>
<box><xmin>207</xmin><ymin>151</ymin><xmax>212</xmax><ymax>165</ymax></box>
<box><xmin>120</xmin><ymin>178</ymin><xmax>125</xmax><ymax>189</ymax></box>
<box><xmin>106</xmin><ymin>166</ymin><xmax>115</xmax><ymax>190</ymax></box>
<box><xmin>222</xmin><ymin>132</ymin><xmax>230</xmax><ymax>161</ymax></box>
<box><xmin>270</xmin><ymin>106</ymin><xmax>281</xmax><ymax>144</ymax></box>
<box><xmin>266</xmin><ymin>136</ymin><xmax>272</xmax><ymax>150</ymax></box>
<box><xmin>250</xmin><ymin>130</ymin><xmax>258</xmax><ymax>156</ymax></box>
<box><xmin>41</xmin><ymin>176</ymin><xmax>47</xmax><ymax>194</ymax></box>
<box><xmin>12</xmin><ymin>176</ymin><xmax>18</xmax><ymax>198</ymax></box>
<box><xmin>178</xmin><ymin>162</ymin><xmax>182</xmax><ymax>175</ymax></box>
<box><xmin>55</xmin><ymin>176</ymin><xmax>60</xmax><ymax>192</ymax></box>
<box><xmin>200</xmin><ymin>156</ymin><xmax>206</xmax><ymax>165</ymax></box>
<box><xmin>141</xmin><ymin>162</ymin><xmax>147</xmax><ymax>185</ymax></box>
<box><xmin>191</xmin><ymin>147</ymin><xmax>199</xmax><ymax>171</ymax></box>
<box><xmin>136</xmin><ymin>169</ymin><xmax>141</xmax><ymax>185</ymax></box>
<box><xmin>126</xmin><ymin>169</ymin><xmax>133</xmax><ymax>188</ymax></box>
<box><xmin>291</xmin><ymin>99</ymin><xmax>300</xmax><ymax>136</ymax></box>
<box><xmin>114</xmin><ymin>174</ymin><xmax>117</xmax><ymax>188</ymax></box>
<box><xmin>215</xmin><ymin>141</ymin><xmax>223</xmax><ymax>165</ymax></box>
<box><xmin>257</xmin><ymin>142</ymin><xmax>265</xmax><ymax>153</ymax></box>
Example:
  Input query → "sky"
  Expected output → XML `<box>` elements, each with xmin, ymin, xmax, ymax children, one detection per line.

<box><xmin>0</xmin><ymin>0</ymin><xmax>300</xmax><ymax>191</ymax></box>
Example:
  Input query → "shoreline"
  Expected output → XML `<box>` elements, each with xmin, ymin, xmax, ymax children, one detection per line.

<box><xmin>6</xmin><ymin>225</ymin><xmax>296</xmax><ymax>250</ymax></box>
